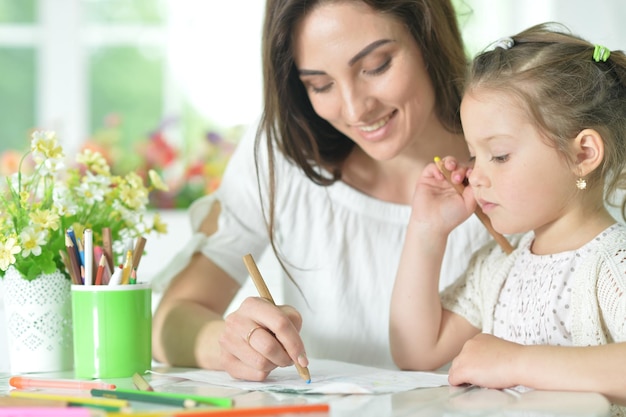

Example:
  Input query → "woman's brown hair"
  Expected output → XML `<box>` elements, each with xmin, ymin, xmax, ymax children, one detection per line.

<box><xmin>257</xmin><ymin>0</ymin><xmax>467</xmax><ymax>270</ymax></box>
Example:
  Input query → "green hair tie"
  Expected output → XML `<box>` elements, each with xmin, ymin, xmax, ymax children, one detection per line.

<box><xmin>593</xmin><ymin>44</ymin><xmax>611</xmax><ymax>62</ymax></box>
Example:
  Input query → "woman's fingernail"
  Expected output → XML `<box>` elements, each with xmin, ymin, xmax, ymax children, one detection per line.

<box><xmin>298</xmin><ymin>353</ymin><xmax>309</xmax><ymax>367</ymax></box>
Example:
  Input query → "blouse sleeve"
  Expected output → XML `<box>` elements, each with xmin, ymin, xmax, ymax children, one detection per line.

<box><xmin>151</xmin><ymin>123</ymin><xmax>270</xmax><ymax>292</ymax></box>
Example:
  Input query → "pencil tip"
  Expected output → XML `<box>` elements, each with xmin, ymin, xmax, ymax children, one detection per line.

<box><xmin>306</xmin><ymin>379</ymin><xmax>311</xmax><ymax>384</ymax></box>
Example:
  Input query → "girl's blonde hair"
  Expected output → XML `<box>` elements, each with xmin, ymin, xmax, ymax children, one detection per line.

<box><xmin>467</xmin><ymin>23</ymin><xmax>626</xmax><ymax>219</ymax></box>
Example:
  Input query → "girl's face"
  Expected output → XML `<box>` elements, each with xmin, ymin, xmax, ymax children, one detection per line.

<box><xmin>293</xmin><ymin>2</ymin><xmax>438</xmax><ymax>161</ymax></box>
<box><xmin>460</xmin><ymin>88</ymin><xmax>579</xmax><ymax>237</ymax></box>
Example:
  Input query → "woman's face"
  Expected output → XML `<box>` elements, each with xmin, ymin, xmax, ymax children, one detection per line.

<box><xmin>293</xmin><ymin>2</ymin><xmax>439</xmax><ymax>161</ymax></box>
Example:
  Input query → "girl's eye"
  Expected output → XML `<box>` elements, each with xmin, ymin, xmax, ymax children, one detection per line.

<box><xmin>491</xmin><ymin>154</ymin><xmax>510</xmax><ymax>163</ymax></box>
<box><xmin>364</xmin><ymin>58</ymin><xmax>391</xmax><ymax>76</ymax></box>
<box><xmin>468</xmin><ymin>156</ymin><xmax>476</xmax><ymax>164</ymax></box>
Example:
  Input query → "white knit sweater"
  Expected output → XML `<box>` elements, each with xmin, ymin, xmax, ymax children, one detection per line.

<box><xmin>441</xmin><ymin>223</ymin><xmax>626</xmax><ymax>416</ymax></box>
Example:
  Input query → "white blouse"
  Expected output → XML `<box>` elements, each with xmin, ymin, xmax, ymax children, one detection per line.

<box><xmin>153</xmin><ymin>124</ymin><xmax>492</xmax><ymax>369</ymax></box>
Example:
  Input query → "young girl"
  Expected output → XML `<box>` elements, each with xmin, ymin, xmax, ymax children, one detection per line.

<box><xmin>390</xmin><ymin>23</ymin><xmax>626</xmax><ymax>413</ymax></box>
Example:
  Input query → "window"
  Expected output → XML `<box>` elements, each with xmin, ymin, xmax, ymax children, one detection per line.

<box><xmin>0</xmin><ymin>0</ymin><xmax>264</xmax><ymax>208</ymax></box>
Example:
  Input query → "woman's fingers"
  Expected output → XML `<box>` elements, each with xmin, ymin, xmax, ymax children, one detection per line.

<box><xmin>219</xmin><ymin>297</ymin><xmax>304</xmax><ymax>380</ymax></box>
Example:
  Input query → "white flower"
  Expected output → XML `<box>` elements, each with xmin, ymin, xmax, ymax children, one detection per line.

<box><xmin>19</xmin><ymin>227</ymin><xmax>47</xmax><ymax>257</ymax></box>
<box><xmin>0</xmin><ymin>237</ymin><xmax>21</xmax><ymax>271</ymax></box>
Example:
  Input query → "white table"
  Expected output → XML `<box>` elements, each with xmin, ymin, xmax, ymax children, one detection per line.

<box><xmin>0</xmin><ymin>367</ymin><xmax>612</xmax><ymax>417</ymax></box>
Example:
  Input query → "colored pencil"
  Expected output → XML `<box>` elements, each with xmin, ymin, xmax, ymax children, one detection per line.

<box><xmin>9</xmin><ymin>391</ymin><xmax>129</xmax><ymax>409</ymax></box>
<box><xmin>121</xmin><ymin>250</ymin><xmax>133</xmax><ymax>284</ymax></box>
<box><xmin>65</xmin><ymin>234</ymin><xmax>83</xmax><ymax>285</ymax></box>
<box><xmin>101</xmin><ymin>227</ymin><xmax>114</xmax><ymax>272</ymax></box>
<box><xmin>92</xmin><ymin>388</ymin><xmax>232</xmax><ymax>408</ymax></box>
<box><xmin>131</xmin><ymin>236</ymin><xmax>147</xmax><ymax>271</ymax></box>
<box><xmin>90</xmin><ymin>389</ymin><xmax>196</xmax><ymax>408</ymax></box>
<box><xmin>173</xmin><ymin>403</ymin><xmax>329</xmax><ymax>416</ymax></box>
<box><xmin>0</xmin><ymin>408</ymin><xmax>105</xmax><ymax>417</ymax></box>
<box><xmin>434</xmin><ymin>157</ymin><xmax>514</xmax><ymax>254</ymax></box>
<box><xmin>242</xmin><ymin>254</ymin><xmax>311</xmax><ymax>384</ymax></box>
<box><xmin>83</xmin><ymin>228</ymin><xmax>94</xmax><ymax>285</ymax></box>
<box><xmin>95</xmin><ymin>255</ymin><xmax>106</xmax><ymax>285</ymax></box>
<box><xmin>132</xmin><ymin>372</ymin><xmax>154</xmax><ymax>392</ymax></box>
<box><xmin>0</xmin><ymin>397</ymin><xmax>68</xmax><ymax>407</ymax></box>
<box><xmin>9</xmin><ymin>376</ymin><xmax>115</xmax><ymax>391</ymax></box>
<box><xmin>108</xmin><ymin>264</ymin><xmax>123</xmax><ymax>286</ymax></box>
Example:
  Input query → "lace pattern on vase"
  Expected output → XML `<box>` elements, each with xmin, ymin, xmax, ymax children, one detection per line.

<box><xmin>3</xmin><ymin>266</ymin><xmax>73</xmax><ymax>373</ymax></box>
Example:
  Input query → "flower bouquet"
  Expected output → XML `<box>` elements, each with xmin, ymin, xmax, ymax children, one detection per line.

<box><xmin>0</xmin><ymin>130</ymin><xmax>168</xmax><ymax>281</ymax></box>
<box><xmin>0</xmin><ymin>130</ymin><xmax>168</xmax><ymax>373</ymax></box>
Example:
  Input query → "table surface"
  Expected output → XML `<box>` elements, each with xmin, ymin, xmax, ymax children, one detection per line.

<box><xmin>0</xmin><ymin>367</ymin><xmax>612</xmax><ymax>417</ymax></box>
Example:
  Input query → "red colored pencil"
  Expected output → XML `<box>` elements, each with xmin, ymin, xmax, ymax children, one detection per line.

<box><xmin>94</xmin><ymin>255</ymin><xmax>106</xmax><ymax>285</ymax></box>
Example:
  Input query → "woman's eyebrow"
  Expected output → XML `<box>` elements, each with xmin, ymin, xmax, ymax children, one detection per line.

<box><xmin>348</xmin><ymin>39</ymin><xmax>393</xmax><ymax>66</ymax></box>
<box><xmin>298</xmin><ymin>39</ymin><xmax>394</xmax><ymax>76</ymax></box>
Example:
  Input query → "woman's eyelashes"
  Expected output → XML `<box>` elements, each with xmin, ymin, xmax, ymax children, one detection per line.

<box><xmin>364</xmin><ymin>57</ymin><xmax>392</xmax><ymax>76</ymax></box>
<box><xmin>303</xmin><ymin>57</ymin><xmax>393</xmax><ymax>94</ymax></box>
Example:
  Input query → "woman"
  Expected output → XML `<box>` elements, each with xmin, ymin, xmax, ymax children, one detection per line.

<box><xmin>152</xmin><ymin>0</ymin><xmax>491</xmax><ymax>381</ymax></box>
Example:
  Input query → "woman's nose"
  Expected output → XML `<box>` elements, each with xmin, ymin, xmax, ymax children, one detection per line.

<box><xmin>340</xmin><ymin>85</ymin><xmax>371</xmax><ymax>123</ymax></box>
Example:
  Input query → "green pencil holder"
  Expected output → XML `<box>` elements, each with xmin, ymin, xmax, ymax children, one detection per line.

<box><xmin>71</xmin><ymin>284</ymin><xmax>152</xmax><ymax>378</ymax></box>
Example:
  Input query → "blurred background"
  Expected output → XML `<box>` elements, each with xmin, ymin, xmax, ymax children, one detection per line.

<box><xmin>0</xmin><ymin>0</ymin><xmax>624</xmax><ymax>210</ymax></box>
<box><xmin>0</xmin><ymin>0</ymin><xmax>625</xmax><ymax>371</ymax></box>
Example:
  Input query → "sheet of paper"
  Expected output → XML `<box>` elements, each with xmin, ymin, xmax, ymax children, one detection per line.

<box><xmin>155</xmin><ymin>359</ymin><xmax>449</xmax><ymax>394</ymax></box>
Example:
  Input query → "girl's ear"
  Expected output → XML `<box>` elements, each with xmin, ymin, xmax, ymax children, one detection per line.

<box><xmin>573</xmin><ymin>128</ymin><xmax>604</xmax><ymax>176</ymax></box>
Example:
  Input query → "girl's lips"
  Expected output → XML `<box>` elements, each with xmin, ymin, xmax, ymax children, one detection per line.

<box><xmin>478</xmin><ymin>198</ymin><xmax>497</xmax><ymax>213</ymax></box>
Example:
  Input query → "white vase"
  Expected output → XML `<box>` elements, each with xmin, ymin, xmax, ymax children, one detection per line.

<box><xmin>3</xmin><ymin>266</ymin><xmax>74</xmax><ymax>373</ymax></box>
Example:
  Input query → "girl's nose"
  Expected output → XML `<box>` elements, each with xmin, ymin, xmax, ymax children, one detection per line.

<box><xmin>467</xmin><ymin>166</ymin><xmax>485</xmax><ymax>188</ymax></box>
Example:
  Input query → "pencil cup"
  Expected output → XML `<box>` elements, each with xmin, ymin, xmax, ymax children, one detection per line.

<box><xmin>71</xmin><ymin>284</ymin><xmax>152</xmax><ymax>378</ymax></box>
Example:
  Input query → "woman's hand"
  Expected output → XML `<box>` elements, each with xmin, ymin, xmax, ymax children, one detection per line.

<box><xmin>410</xmin><ymin>156</ymin><xmax>476</xmax><ymax>234</ymax></box>
<box><xmin>219</xmin><ymin>296</ymin><xmax>307</xmax><ymax>381</ymax></box>
<box><xmin>448</xmin><ymin>333</ymin><xmax>523</xmax><ymax>389</ymax></box>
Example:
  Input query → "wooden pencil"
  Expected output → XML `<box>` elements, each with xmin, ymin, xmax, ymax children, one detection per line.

<box><xmin>434</xmin><ymin>157</ymin><xmax>513</xmax><ymax>254</ymax></box>
<box><xmin>102</xmin><ymin>227</ymin><xmax>114</xmax><ymax>272</ymax></box>
<box><xmin>131</xmin><ymin>236</ymin><xmax>147</xmax><ymax>271</ymax></box>
<box><xmin>132</xmin><ymin>372</ymin><xmax>154</xmax><ymax>392</ymax></box>
<box><xmin>65</xmin><ymin>234</ymin><xmax>83</xmax><ymax>285</ymax></box>
<box><xmin>94</xmin><ymin>254</ymin><xmax>106</xmax><ymax>285</ymax></box>
<box><xmin>242</xmin><ymin>253</ymin><xmax>311</xmax><ymax>383</ymax></box>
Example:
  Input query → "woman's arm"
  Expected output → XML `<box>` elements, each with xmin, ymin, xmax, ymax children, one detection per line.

<box><xmin>152</xmin><ymin>201</ymin><xmax>307</xmax><ymax>380</ymax></box>
<box><xmin>449</xmin><ymin>334</ymin><xmax>626</xmax><ymax>405</ymax></box>
<box><xmin>152</xmin><ymin>201</ymin><xmax>239</xmax><ymax>368</ymax></box>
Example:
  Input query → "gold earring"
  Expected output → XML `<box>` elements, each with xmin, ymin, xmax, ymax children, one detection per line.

<box><xmin>576</xmin><ymin>178</ymin><xmax>587</xmax><ymax>190</ymax></box>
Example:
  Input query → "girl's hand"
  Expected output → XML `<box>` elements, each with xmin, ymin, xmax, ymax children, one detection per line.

<box><xmin>218</xmin><ymin>296</ymin><xmax>306</xmax><ymax>381</ymax></box>
<box><xmin>410</xmin><ymin>156</ymin><xmax>476</xmax><ymax>234</ymax></box>
<box><xmin>448</xmin><ymin>333</ymin><xmax>523</xmax><ymax>389</ymax></box>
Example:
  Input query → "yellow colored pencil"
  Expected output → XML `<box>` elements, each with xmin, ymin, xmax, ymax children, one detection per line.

<box><xmin>9</xmin><ymin>391</ymin><xmax>129</xmax><ymax>408</ymax></box>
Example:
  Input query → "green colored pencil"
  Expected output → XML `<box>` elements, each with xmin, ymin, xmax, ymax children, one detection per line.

<box><xmin>91</xmin><ymin>388</ymin><xmax>233</xmax><ymax>408</ymax></box>
<box><xmin>90</xmin><ymin>388</ymin><xmax>197</xmax><ymax>409</ymax></box>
